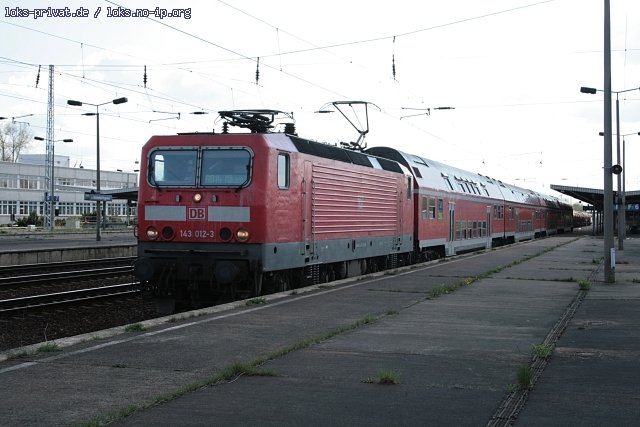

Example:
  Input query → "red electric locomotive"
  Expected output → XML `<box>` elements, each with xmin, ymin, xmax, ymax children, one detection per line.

<box><xmin>134</xmin><ymin>110</ymin><xmax>415</xmax><ymax>304</ymax></box>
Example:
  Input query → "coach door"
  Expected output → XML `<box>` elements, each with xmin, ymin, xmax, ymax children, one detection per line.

<box><xmin>447</xmin><ymin>202</ymin><xmax>455</xmax><ymax>256</ymax></box>
<box><xmin>486</xmin><ymin>206</ymin><xmax>492</xmax><ymax>249</ymax></box>
<box><xmin>301</xmin><ymin>161</ymin><xmax>314</xmax><ymax>256</ymax></box>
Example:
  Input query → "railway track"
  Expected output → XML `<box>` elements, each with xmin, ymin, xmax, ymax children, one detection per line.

<box><xmin>0</xmin><ymin>257</ymin><xmax>138</xmax><ymax>313</ymax></box>
<box><xmin>0</xmin><ymin>257</ymin><xmax>135</xmax><ymax>281</ymax></box>
<box><xmin>0</xmin><ymin>282</ymin><xmax>140</xmax><ymax>313</ymax></box>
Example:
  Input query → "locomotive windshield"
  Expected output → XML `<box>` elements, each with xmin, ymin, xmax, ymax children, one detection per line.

<box><xmin>148</xmin><ymin>147</ymin><xmax>252</xmax><ymax>188</ymax></box>
<box><xmin>201</xmin><ymin>149</ymin><xmax>251</xmax><ymax>186</ymax></box>
<box><xmin>150</xmin><ymin>149</ymin><xmax>197</xmax><ymax>186</ymax></box>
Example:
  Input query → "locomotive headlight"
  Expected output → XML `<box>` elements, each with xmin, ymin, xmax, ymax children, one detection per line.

<box><xmin>146</xmin><ymin>226</ymin><xmax>159</xmax><ymax>240</ymax></box>
<box><xmin>193</xmin><ymin>193</ymin><xmax>202</xmax><ymax>202</ymax></box>
<box><xmin>236</xmin><ymin>228</ymin><xmax>250</xmax><ymax>242</ymax></box>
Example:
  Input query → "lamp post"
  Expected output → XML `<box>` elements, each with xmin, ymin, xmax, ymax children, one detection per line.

<box><xmin>66</xmin><ymin>97</ymin><xmax>128</xmax><ymax>241</ymax></box>
<box><xmin>581</xmin><ymin>85</ymin><xmax>640</xmax><ymax>251</ymax></box>
<box><xmin>34</xmin><ymin>136</ymin><xmax>72</xmax><ymax>230</ymax></box>
<box><xmin>578</xmin><ymin>1</ymin><xmax>614</xmax><ymax>282</ymax></box>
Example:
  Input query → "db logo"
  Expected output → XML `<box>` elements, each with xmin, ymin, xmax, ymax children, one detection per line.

<box><xmin>187</xmin><ymin>207</ymin><xmax>206</xmax><ymax>220</ymax></box>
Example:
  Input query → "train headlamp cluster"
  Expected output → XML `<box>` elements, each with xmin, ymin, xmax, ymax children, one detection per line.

<box><xmin>143</xmin><ymin>225</ymin><xmax>250</xmax><ymax>242</ymax></box>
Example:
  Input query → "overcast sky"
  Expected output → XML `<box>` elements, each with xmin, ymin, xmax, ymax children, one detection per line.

<box><xmin>2</xmin><ymin>0</ymin><xmax>639</xmax><ymax>200</ymax></box>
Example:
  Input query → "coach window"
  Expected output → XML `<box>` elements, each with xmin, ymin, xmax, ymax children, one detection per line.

<box><xmin>277</xmin><ymin>153</ymin><xmax>290</xmax><ymax>189</ymax></box>
<box><xmin>437</xmin><ymin>198</ymin><xmax>444</xmax><ymax>219</ymax></box>
<box><xmin>428</xmin><ymin>197</ymin><xmax>436</xmax><ymax>219</ymax></box>
<box><xmin>421</xmin><ymin>196</ymin><xmax>428</xmax><ymax>220</ymax></box>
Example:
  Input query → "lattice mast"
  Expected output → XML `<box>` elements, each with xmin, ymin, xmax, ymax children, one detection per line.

<box><xmin>44</xmin><ymin>65</ymin><xmax>54</xmax><ymax>230</ymax></box>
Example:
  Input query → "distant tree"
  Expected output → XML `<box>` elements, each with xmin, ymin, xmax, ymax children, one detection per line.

<box><xmin>0</xmin><ymin>122</ymin><xmax>34</xmax><ymax>162</ymax></box>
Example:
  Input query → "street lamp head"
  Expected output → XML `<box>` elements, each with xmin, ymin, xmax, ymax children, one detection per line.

<box><xmin>113</xmin><ymin>97</ymin><xmax>128</xmax><ymax>105</ymax></box>
<box><xmin>580</xmin><ymin>87</ymin><xmax>598</xmax><ymax>94</ymax></box>
<box><xmin>82</xmin><ymin>112</ymin><xmax>97</xmax><ymax>117</ymax></box>
<box><xmin>67</xmin><ymin>100</ymin><xmax>83</xmax><ymax>106</ymax></box>
<box><xmin>62</xmin><ymin>138</ymin><xmax>73</xmax><ymax>143</ymax></box>
<box><xmin>34</xmin><ymin>136</ymin><xmax>45</xmax><ymax>141</ymax></box>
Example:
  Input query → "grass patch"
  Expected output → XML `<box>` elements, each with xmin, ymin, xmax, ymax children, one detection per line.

<box><xmin>363</xmin><ymin>369</ymin><xmax>401</xmax><ymax>385</ymax></box>
<box><xmin>578</xmin><ymin>279</ymin><xmax>592</xmax><ymax>290</ymax></box>
<box><xmin>37</xmin><ymin>342</ymin><xmax>61</xmax><ymax>353</ymax></box>
<box><xmin>531</xmin><ymin>343</ymin><xmax>553</xmax><ymax>359</ymax></box>
<box><xmin>112</xmin><ymin>363</ymin><xmax>127</xmax><ymax>368</ymax></box>
<box><xmin>517</xmin><ymin>365</ymin><xmax>533</xmax><ymax>390</ymax></box>
<box><xmin>125</xmin><ymin>323</ymin><xmax>146</xmax><ymax>332</ymax></box>
<box><xmin>246</xmin><ymin>297</ymin><xmax>267</xmax><ymax>305</ymax></box>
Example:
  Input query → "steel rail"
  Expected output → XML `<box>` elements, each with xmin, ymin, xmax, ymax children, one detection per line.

<box><xmin>0</xmin><ymin>282</ymin><xmax>140</xmax><ymax>313</ymax></box>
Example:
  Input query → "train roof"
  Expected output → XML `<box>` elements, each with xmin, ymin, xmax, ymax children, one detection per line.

<box><xmin>366</xmin><ymin>146</ymin><xmax>567</xmax><ymax>207</ymax></box>
<box><xmin>143</xmin><ymin>131</ymin><xmax>413</xmax><ymax>178</ymax></box>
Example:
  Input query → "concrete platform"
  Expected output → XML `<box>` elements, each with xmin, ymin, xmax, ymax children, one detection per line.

<box><xmin>0</xmin><ymin>230</ymin><xmax>136</xmax><ymax>264</ymax></box>
<box><xmin>1</xmin><ymin>235</ymin><xmax>638</xmax><ymax>426</ymax></box>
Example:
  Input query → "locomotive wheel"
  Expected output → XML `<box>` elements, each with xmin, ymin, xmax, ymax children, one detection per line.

<box><xmin>275</xmin><ymin>273</ymin><xmax>290</xmax><ymax>292</ymax></box>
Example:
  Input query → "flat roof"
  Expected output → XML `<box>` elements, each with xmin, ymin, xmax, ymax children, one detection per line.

<box><xmin>551</xmin><ymin>184</ymin><xmax>640</xmax><ymax>209</ymax></box>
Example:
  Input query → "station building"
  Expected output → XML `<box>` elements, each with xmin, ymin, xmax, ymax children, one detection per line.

<box><xmin>0</xmin><ymin>155</ymin><xmax>137</xmax><ymax>226</ymax></box>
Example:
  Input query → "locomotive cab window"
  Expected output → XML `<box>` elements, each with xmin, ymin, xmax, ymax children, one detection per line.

<box><xmin>201</xmin><ymin>148</ymin><xmax>252</xmax><ymax>187</ymax></box>
<box><xmin>150</xmin><ymin>149</ymin><xmax>197</xmax><ymax>186</ymax></box>
<box><xmin>277</xmin><ymin>153</ymin><xmax>290</xmax><ymax>189</ymax></box>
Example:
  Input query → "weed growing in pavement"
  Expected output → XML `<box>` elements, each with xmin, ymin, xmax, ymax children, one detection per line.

<box><xmin>125</xmin><ymin>323</ymin><xmax>146</xmax><ymax>332</ymax></box>
<box><xmin>363</xmin><ymin>369</ymin><xmax>401</xmax><ymax>385</ymax></box>
<box><xmin>531</xmin><ymin>343</ymin><xmax>553</xmax><ymax>359</ymax></box>
<box><xmin>517</xmin><ymin>365</ymin><xmax>533</xmax><ymax>390</ymax></box>
<box><xmin>578</xmin><ymin>280</ymin><xmax>592</xmax><ymax>290</ymax></box>
<box><xmin>592</xmin><ymin>257</ymin><xmax>603</xmax><ymax>264</ymax></box>
<box><xmin>37</xmin><ymin>342</ymin><xmax>61</xmax><ymax>353</ymax></box>
<box><xmin>111</xmin><ymin>363</ymin><xmax>127</xmax><ymax>368</ymax></box>
<box><xmin>246</xmin><ymin>297</ymin><xmax>267</xmax><ymax>306</ymax></box>
<box><xmin>632</xmin><ymin>278</ymin><xmax>640</xmax><ymax>284</ymax></box>
<box><xmin>5</xmin><ymin>350</ymin><xmax>29</xmax><ymax>361</ymax></box>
